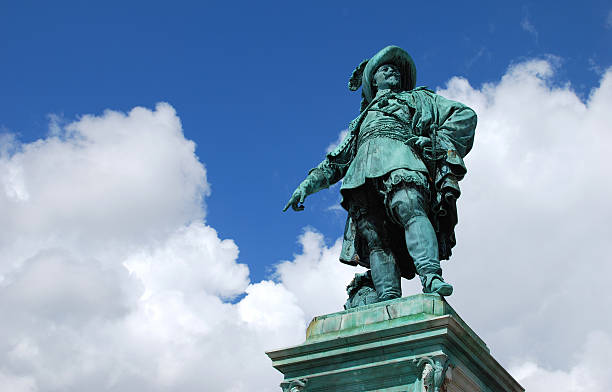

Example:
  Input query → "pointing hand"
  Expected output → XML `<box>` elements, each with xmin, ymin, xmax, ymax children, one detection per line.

<box><xmin>283</xmin><ymin>187</ymin><xmax>307</xmax><ymax>212</ymax></box>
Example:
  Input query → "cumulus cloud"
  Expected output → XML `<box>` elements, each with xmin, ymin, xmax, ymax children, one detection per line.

<box><xmin>0</xmin><ymin>103</ymin><xmax>208</xmax><ymax>272</ymax></box>
<box><xmin>0</xmin><ymin>104</ymin><xmax>219</xmax><ymax>390</ymax></box>
<box><xmin>510</xmin><ymin>330</ymin><xmax>612</xmax><ymax>392</ymax></box>
<box><xmin>274</xmin><ymin>230</ymin><xmax>365</xmax><ymax>320</ymax></box>
<box><xmin>124</xmin><ymin>223</ymin><xmax>249</xmax><ymax>300</ymax></box>
<box><xmin>437</xmin><ymin>61</ymin><xmax>612</xmax><ymax>389</ymax></box>
<box><xmin>0</xmin><ymin>104</ymin><xmax>352</xmax><ymax>391</ymax></box>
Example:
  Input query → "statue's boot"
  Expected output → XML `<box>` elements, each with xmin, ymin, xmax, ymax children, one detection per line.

<box><xmin>369</xmin><ymin>249</ymin><xmax>401</xmax><ymax>301</ymax></box>
<box><xmin>423</xmin><ymin>274</ymin><xmax>453</xmax><ymax>296</ymax></box>
<box><xmin>404</xmin><ymin>215</ymin><xmax>453</xmax><ymax>296</ymax></box>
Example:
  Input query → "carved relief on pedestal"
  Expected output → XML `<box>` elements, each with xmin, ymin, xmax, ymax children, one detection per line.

<box><xmin>280</xmin><ymin>378</ymin><xmax>308</xmax><ymax>392</ymax></box>
<box><xmin>413</xmin><ymin>355</ymin><xmax>451</xmax><ymax>392</ymax></box>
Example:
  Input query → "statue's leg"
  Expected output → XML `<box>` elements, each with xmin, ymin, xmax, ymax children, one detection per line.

<box><xmin>348</xmin><ymin>190</ymin><xmax>401</xmax><ymax>302</ymax></box>
<box><xmin>389</xmin><ymin>186</ymin><xmax>453</xmax><ymax>296</ymax></box>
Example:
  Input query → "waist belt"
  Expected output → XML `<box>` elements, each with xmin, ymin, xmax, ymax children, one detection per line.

<box><xmin>357</xmin><ymin>121</ymin><xmax>413</xmax><ymax>149</ymax></box>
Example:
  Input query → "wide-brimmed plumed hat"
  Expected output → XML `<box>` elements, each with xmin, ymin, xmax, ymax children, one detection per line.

<box><xmin>348</xmin><ymin>45</ymin><xmax>417</xmax><ymax>103</ymax></box>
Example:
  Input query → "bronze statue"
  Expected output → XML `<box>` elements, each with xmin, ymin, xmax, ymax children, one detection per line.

<box><xmin>284</xmin><ymin>46</ymin><xmax>477</xmax><ymax>307</ymax></box>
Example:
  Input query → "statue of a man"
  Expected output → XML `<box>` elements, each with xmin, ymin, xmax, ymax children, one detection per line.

<box><xmin>284</xmin><ymin>46</ymin><xmax>477</xmax><ymax>304</ymax></box>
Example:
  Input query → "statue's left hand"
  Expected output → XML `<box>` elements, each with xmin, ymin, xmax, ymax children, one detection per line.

<box><xmin>283</xmin><ymin>187</ymin><xmax>307</xmax><ymax>212</ymax></box>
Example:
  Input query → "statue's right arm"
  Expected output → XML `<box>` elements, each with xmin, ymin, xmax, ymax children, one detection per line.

<box><xmin>283</xmin><ymin>131</ymin><xmax>354</xmax><ymax>212</ymax></box>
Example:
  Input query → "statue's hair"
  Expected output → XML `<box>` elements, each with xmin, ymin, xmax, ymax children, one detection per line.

<box><xmin>359</xmin><ymin>92</ymin><xmax>368</xmax><ymax>113</ymax></box>
<box><xmin>348</xmin><ymin>59</ymin><xmax>369</xmax><ymax>91</ymax></box>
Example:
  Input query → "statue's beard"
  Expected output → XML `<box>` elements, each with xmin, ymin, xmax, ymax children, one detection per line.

<box><xmin>387</xmin><ymin>76</ymin><xmax>400</xmax><ymax>89</ymax></box>
<box><xmin>372</xmin><ymin>76</ymin><xmax>401</xmax><ymax>96</ymax></box>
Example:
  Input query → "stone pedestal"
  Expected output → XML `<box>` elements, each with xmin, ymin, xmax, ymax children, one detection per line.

<box><xmin>266</xmin><ymin>294</ymin><xmax>523</xmax><ymax>392</ymax></box>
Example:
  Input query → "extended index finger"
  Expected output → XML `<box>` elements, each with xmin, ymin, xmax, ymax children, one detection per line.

<box><xmin>283</xmin><ymin>198</ymin><xmax>293</xmax><ymax>212</ymax></box>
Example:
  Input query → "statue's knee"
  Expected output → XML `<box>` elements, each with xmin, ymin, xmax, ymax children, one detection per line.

<box><xmin>392</xmin><ymin>199</ymin><xmax>413</xmax><ymax>225</ymax></box>
<box><xmin>355</xmin><ymin>218</ymin><xmax>385</xmax><ymax>251</ymax></box>
<box><xmin>390</xmin><ymin>188</ymin><xmax>427</xmax><ymax>227</ymax></box>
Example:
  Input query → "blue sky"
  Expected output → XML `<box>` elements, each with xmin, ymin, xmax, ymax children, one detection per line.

<box><xmin>1</xmin><ymin>2</ymin><xmax>612</xmax><ymax>391</ymax></box>
<box><xmin>2</xmin><ymin>1</ymin><xmax>610</xmax><ymax>283</ymax></box>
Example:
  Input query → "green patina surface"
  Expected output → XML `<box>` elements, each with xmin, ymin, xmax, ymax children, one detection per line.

<box><xmin>268</xmin><ymin>294</ymin><xmax>522</xmax><ymax>392</ymax></box>
<box><xmin>273</xmin><ymin>46</ymin><xmax>521</xmax><ymax>392</ymax></box>
<box><xmin>305</xmin><ymin>293</ymin><xmax>486</xmax><ymax>351</ymax></box>
<box><xmin>284</xmin><ymin>45</ymin><xmax>478</xmax><ymax>306</ymax></box>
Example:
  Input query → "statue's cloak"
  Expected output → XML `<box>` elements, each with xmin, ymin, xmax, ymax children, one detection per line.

<box><xmin>314</xmin><ymin>87</ymin><xmax>477</xmax><ymax>279</ymax></box>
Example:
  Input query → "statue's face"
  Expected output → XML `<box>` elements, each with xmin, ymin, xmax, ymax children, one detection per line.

<box><xmin>373</xmin><ymin>63</ymin><xmax>401</xmax><ymax>91</ymax></box>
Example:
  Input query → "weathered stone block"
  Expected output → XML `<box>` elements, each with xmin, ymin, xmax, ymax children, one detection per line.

<box><xmin>267</xmin><ymin>294</ymin><xmax>523</xmax><ymax>392</ymax></box>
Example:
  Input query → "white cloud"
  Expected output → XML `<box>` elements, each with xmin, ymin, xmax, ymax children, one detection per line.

<box><xmin>436</xmin><ymin>61</ymin><xmax>612</xmax><ymax>389</ymax></box>
<box><xmin>606</xmin><ymin>10</ymin><xmax>612</xmax><ymax>28</ymax></box>
<box><xmin>0</xmin><ymin>105</ymin><xmax>347</xmax><ymax>391</ymax></box>
<box><xmin>510</xmin><ymin>331</ymin><xmax>612</xmax><ymax>392</ymax></box>
<box><xmin>0</xmin><ymin>371</ymin><xmax>36</xmax><ymax>392</ymax></box>
<box><xmin>1</xmin><ymin>249</ymin><xmax>137</xmax><ymax>324</ymax></box>
<box><xmin>274</xmin><ymin>230</ymin><xmax>365</xmax><ymax>320</ymax></box>
<box><xmin>124</xmin><ymin>222</ymin><xmax>249</xmax><ymax>300</ymax></box>
<box><xmin>589</xmin><ymin>57</ymin><xmax>606</xmax><ymax>76</ymax></box>
<box><xmin>0</xmin><ymin>103</ymin><xmax>208</xmax><ymax>269</ymax></box>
